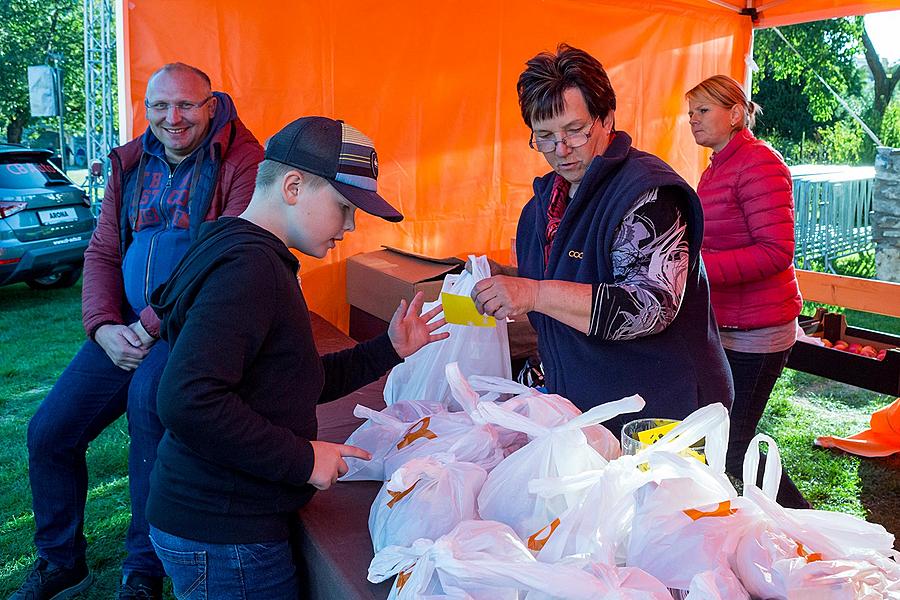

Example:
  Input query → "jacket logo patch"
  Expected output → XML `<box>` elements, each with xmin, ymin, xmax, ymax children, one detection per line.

<box><xmin>568</xmin><ymin>250</ymin><xmax>583</xmax><ymax>259</ymax></box>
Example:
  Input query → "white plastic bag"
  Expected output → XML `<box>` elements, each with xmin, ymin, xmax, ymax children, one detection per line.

<box><xmin>522</xmin><ymin>558</ymin><xmax>672</xmax><ymax>600</ymax></box>
<box><xmin>531</xmin><ymin>402</ymin><xmax>732</xmax><ymax>565</ymax></box>
<box><xmin>341</xmin><ymin>400</ymin><xmax>446</xmax><ymax>481</ymax></box>
<box><xmin>467</xmin><ymin>374</ymin><xmax>624</xmax><ymax>457</ymax></box>
<box><xmin>684</xmin><ymin>568</ymin><xmax>750</xmax><ymax>600</ymax></box>
<box><xmin>476</xmin><ymin>394</ymin><xmax>645</xmax><ymax>545</ymax></box>
<box><xmin>383</xmin><ymin>255</ymin><xmax>511</xmax><ymax>409</ymax></box>
<box><xmin>381</xmin><ymin>363</ymin><xmax>506</xmax><ymax>479</ymax></box>
<box><xmin>369</xmin><ymin>520</ymin><xmax>672</xmax><ymax>600</ymax></box>
<box><xmin>369</xmin><ymin>453</ymin><xmax>487</xmax><ymax>553</ymax></box>
<box><xmin>625</xmin><ymin>472</ymin><xmax>756</xmax><ymax>592</ymax></box>
<box><xmin>367</xmin><ymin>520</ymin><xmax>536</xmax><ymax>600</ymax></box>
<box><xmin>733</xmin><ymin>434</ymin><xmax>900</xmax><ymax>599</ymax></box>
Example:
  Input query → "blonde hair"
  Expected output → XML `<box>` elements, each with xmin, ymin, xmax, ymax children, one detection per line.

<box><xmin>686</xmin><ymin>75</ymin><xmax>761</xmax><ymax>130</ymax></box>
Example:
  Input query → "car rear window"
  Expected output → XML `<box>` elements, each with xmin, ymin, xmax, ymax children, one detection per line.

<box><xmin>0</xmin><ymin>161</ymin><xmax>71</xmax><ymax>189</ymax></box>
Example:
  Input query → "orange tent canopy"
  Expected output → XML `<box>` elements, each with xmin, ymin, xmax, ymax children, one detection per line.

<box><xmin>118</xmin><ymin>0</ymin><xmax>900</xmax><ymax>329</ymax></box>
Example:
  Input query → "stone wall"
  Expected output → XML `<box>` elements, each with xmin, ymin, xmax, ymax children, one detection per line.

<box><xmin>874</xmin><ymin>147</ymin><xmax>900</xmax><ymax>283</ymax></box>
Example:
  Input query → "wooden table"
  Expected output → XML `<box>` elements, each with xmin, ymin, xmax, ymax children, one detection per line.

<box><xmin>296</xmin><ymin>313</ymin><xmax>392</xmax><ymax>600</ymax></box>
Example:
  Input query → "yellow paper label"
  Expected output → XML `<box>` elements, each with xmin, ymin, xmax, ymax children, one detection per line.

<box><xmin>637</xmin><ymin>421</ymin><xmax>678</xmax><ymax>445</ymax></box>
<box><xmin>441</xmin><ymin>292</ymin><xmax>496</xmax><ymax>328</ymax></box>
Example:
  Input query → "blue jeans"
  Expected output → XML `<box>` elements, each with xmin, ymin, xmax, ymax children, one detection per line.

<box><xmin>723</xmin><ymin>347</ymin><xmax>809</xmax><ymax>509</ymax></box>
<box><xmin>26</xmin><ymin>338</ymin><xmax>169</xmax><ymax>577</ymax></box>
<box><xmin>150</xmin><ymin>526</ymin><xmax>298</xmax><ymax>600</ymax></box>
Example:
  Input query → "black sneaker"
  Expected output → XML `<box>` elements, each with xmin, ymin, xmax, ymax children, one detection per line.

<box><xmin>8</xmin><ymin>557</ymin><xmax>93</xmax><ymax>600</ymax></box>
<box><xmin>116</xmin><ymin>574</ymin><xmax>163</xmax><ymax>600</ymax></box>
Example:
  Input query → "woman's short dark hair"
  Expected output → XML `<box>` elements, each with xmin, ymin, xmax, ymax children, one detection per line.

<box><xmin>517</xmin><ymin>43</ymin><xmax>616</xmax><ymax>129</ymax></box>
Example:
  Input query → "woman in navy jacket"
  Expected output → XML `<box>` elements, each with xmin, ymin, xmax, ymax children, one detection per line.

<box><xmin>472</xmin><ymin>44</ymin><xmax>733</xmax><ymax>436</ymax></box>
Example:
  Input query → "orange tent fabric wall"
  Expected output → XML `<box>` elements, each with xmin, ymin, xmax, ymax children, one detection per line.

<box><xmin>122</xmin><ymin>0</ymin><xmax>750</xmax><ymax>330</ymax></box>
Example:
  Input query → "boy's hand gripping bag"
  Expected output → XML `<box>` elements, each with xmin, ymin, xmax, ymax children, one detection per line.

<box><xmin>369</xmin><ymin>453</ymin><xmax>487</xmax><ymax>553</ymax></box>
<box><xmin>475</xmin><ymin>394</ymin><xmax>645</xmax><ymax>545</ymax></box>
<box><xmin>341</xmin><ymin>400</ymin><xmax>446</xmax><ymax>481</ymax></box>
<box><xmin>367</xmin><ymin>520</ymin><xmax>537</xmax><ymax>600</ymax></box>
<box><xmin>381</xmin><ymin>363</ymin><xmax>506</xmax><ymax>479</ymax></box>
<box><xmin>383</xmin><ymin>256</ymin><xmax>511</xmax><ymax>409</ymax></box>
<box><xmin>733</xmin><ymin>434</ymin><xmax>900</xmax><ymax>600</ymax></box>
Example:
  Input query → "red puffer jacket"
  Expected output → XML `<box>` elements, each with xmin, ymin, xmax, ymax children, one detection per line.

<box><xmin>696</xmin><ymin>128</ymin><xmax>802</xmax><ymax>330</ymax></box>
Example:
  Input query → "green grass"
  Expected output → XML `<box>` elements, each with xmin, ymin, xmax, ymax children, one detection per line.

<box><xmin>0</xmin><ymin>258</ymin><xmax>898</xmax><ymax>596</ymax></box>
<box><xmin>0</xmin><ymin>282</ymin><xmax>173</xmax><ymax>598</ymax></box>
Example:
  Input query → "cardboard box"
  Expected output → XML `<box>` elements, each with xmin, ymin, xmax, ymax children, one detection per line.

<box><xmin>346</xmin><ymin>247</ymin><xmax>464</xmax><ymax>338</ymax></box>
<box><xmin>346</xmin><ymin>247</ymin><xmax>540</xmax><ymax>364</ymax></box>
<box><xmin>789</xmin><ymin>310</ymin><xmax>900</xmax><ymax>395</ymax></box>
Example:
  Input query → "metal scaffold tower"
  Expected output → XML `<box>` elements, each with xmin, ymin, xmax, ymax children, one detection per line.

<box><xmin>83</xmin><ymin>0</ymin><xmax>116</xmax><ymax>210</ymax></box>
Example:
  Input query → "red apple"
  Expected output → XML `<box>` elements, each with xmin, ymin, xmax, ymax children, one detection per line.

<box><xmin>877</xmin><ymin>349</ymin><xmax>887</xmax><ymax>361</ymax></box>
<box><xmin>860</xmin><ymin>346</ymin><xmax>878</xmax><ymax>358</ymax></box>
<box><xmin>821</xmin><ymin>339</ymin><xmax>833</xmax><ymax>348</ymax></box>
<box><xmin>834</xmin><ymin>340</ymin><xmax>849</xmax><ymax>351</ymax></box>
<box><xmin>847</xmin><ymin>343</ymin><xmax>862</xmax><ymax>354</ymax></box>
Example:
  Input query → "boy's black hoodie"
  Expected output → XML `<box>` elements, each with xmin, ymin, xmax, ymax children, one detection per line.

<box><xmin>147</xmin><ymin>217</ymin><xmax>401</xmax><ymax>543</ymax></box>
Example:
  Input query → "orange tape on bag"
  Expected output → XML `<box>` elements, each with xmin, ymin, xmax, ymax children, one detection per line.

<box><xmin>683</xmin><ymin>500</ymin><xmax>738</xmax><ymax>521</ymax></box>
<box><xmin>527</xmin><ymin>518</ymin><xmax>561</xmax><ymax>552</ymax></box>
<box><xmin>396</xmin><ymin>566</ymin><xmax>414</xmax><ymax>591</ymax></box>
<box><xmin>386</xmin><ymin>480</ymin><xmax>421</xmax><ymax>509</ymax></box>
<box><xmin>396</xmin><ymin>417</ymin><xmax>438</xmax><ymax>450</ymax></box>
<box><xmin>796</xmin><ymin>542</ymin><xmax>823</xmax><ymax>563</ymax></box>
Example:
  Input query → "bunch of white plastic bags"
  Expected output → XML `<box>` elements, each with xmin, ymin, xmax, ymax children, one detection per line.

<box><xmin>337</xmin><ymin>256</ymin><xmax>899</xmax><ymax>598</ymax></box>
<box><xmin>346</xmin><ymin>357</ymin><xmax>899</xmax><ymax>599</ymax></box>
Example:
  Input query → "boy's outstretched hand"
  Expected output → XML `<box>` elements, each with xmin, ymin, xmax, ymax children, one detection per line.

<box><xmin>308</xmin><ymin>441</ymin><xmax>371</xmax><ymax>490</ymax></box>
<box><xmin>388</xmin><ymin>291</ymin><xmax>449</xmax><ymax>359</ymax></box>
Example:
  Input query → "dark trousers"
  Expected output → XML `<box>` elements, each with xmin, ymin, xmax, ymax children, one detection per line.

<box><xmin>26</xmin><ymin>339</ymin><xmax>169</xmax><ymax>577</ymax></box>
<box><xmin>723</xmin><ymin>347</ymin><xmax>809</xmax><ymax>509</ymax></box>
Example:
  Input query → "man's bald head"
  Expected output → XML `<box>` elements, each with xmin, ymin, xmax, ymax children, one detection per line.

<box><xmin>147</xmin><ymin>63</ymin><xmax>211</xmax><ymax>94</ymax></box>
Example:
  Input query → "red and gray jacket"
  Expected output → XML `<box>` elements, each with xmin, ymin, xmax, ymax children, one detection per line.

<box><xmin>696</xmin><ymin>128</ymin><xmax>802</xmax><ymax>330</ymax></box>
<box><xmin>82</xmin><ymin>92</ymin><xmax>263</xmax><ymax>339</ymax></box>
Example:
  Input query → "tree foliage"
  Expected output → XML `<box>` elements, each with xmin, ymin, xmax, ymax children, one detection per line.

<box><xmin>752</xmin><ymin>16</ymin><xmax>900</xmax><ymax>165</ymax></box>
<box><xmin>753</xmin><ymin>19</ymin><xmax>865</xmax><ymax>132</ymax></box>
<box><xmin>0</xmin><ymin>0</ymin><xmax>84</xmax><ymax>144</ymax></box>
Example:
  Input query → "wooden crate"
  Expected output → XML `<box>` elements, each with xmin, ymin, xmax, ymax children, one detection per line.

<box><xmin>789</xmin><ymin>310</ymin><xmax>900</xmax><ymax>396</ymax></box>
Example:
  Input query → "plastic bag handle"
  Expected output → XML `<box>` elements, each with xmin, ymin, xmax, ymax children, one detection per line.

<box><xmin>636</xmin><ymin>403</ymin><xmax>730</xmax><ymax>472</ymax></box>
<box><xmin>475</xmin><ymin>400</ymin><xmax>550</xmax><ymax>438</ymax></box>
<box><xmin>367</xmin><ymin>539</ymin><xmax>433</xmax><ymax>583</ymax></box>
<box><xmin>528</xmin><ymin>469</ymin><xmax>606</xmax><ymax>497</ymax></box>
<box><xmin>467</xmin><ymin>375</ymin><xmax>536</xmax><ymax>397</ymax></box>
<box><xmin>560</xmin><ymin>395</ymin><xmax>645</xmax><ymax>431</ymax></box>
<box><xmin>445</xmin><ymin>255</ymin><xmax>490</xmax><ymax>297</ymax></box>
<box><xmin>445</xmin><ymin>362</ymin><xmax>481</xmax><ymax>414</ymax></box>
<box><xmin>742</xmin><ymin>433</ymin><xmax>782</xmax><ymax>500</ymax></box>
<box><xmin>353</xmin><ymin>404</ymin><xmax>403</xmax><ymax>426</ymax></box>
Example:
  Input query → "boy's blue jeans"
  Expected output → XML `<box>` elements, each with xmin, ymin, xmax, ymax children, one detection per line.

<box><xmin>27</xmin><ymin>338</ymin><xmax>169</xmax><ymax>577</ymax></box>
<box><xmin>150</xmin><ymin>526</ymin><xmax>298</xmax><ymax>599</ymax></box>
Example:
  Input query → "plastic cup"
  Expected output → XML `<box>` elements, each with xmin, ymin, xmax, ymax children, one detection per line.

<box><xmin>620</xmin><ymin>418</ymin><xmax>706</xmax><ymax>463</ymax></box>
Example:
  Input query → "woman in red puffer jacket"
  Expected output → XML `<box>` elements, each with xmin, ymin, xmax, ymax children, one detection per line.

<box><xmin>686</xmin><ymin>75</ymin><xmax>806</xmax><ymax>508</ymax></box>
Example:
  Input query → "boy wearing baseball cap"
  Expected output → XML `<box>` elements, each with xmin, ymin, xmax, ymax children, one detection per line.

<box><xmin>144</xmin><ymin>117</ymin><xmax>447</xmax><ymax>599</ymax></box>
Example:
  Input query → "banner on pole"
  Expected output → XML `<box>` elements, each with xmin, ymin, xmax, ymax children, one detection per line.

<box><xmin>28</xmin><ymin>65</ymin><xmax>59</xmax><ymax>117</ymax></box>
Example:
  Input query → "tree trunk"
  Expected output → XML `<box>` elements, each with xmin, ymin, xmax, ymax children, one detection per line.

<box><xmin>6</xmin><ymin>112</ymin><xmax>28</xmax><ymax>144</ymax></box>
<box><xmin>861</xmin><ymin>24</ymin><xmax>900</xmax><ymax>139</ymax></box>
